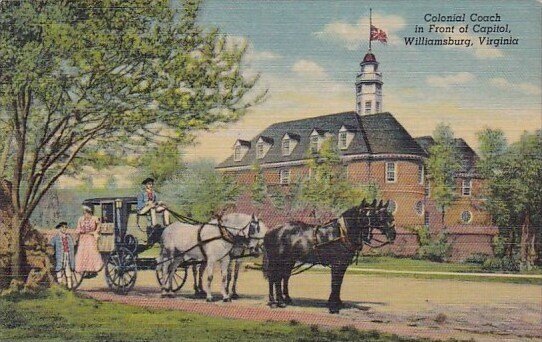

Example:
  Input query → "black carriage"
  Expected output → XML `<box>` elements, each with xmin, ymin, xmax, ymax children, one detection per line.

<box><xmin>66</xmin><ymin>197</ymin><xmax>167</xmax><ymax>294</ymax></box>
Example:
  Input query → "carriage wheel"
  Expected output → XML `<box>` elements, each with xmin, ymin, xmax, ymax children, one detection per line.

<box><xmin>54</xmin><ymin>268</ymin><xmax>83</xmax><ymax>291</ymax></box>
<box><xmin>105</xmin><ymin>247</ymin><xmax>137</xmax><ymax>294</ymax></box>
<box><xmin>155</xmin><ymin>262</ymin><xmax>188</xmax><ymax>293</ymax></box>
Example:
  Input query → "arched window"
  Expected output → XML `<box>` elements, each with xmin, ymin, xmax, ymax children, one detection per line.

<box><xmin>460</xmin><ymin>211</ymin><xmax>473</xmax><ymax>224</ymax></box>
<box><xmin>415</xmin><ymin>201</ymin><xmax>424</xmax><ymax>216</ymax></box>
<box><xmin>387</xmin><ymin>199</ymin><xmax>397</xmax><ymax>214</ymax></box>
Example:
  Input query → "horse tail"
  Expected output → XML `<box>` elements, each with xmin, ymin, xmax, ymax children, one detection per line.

<box><xmin>262</xmin><ymin>245</ymin><xmax>269</xmax><ymax>280</ymax></box>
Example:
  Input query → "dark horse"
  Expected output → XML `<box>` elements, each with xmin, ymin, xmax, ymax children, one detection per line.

<box><xmin>262</xmin><ymin>199</ymin><xmax>396</xmax><ymax>313</ymax></box>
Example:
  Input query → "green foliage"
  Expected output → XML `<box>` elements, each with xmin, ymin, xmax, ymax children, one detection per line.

<box><xmin>476</xmin><ymin>129</ymin><xmax>542</xmax><ymax>262</ymax></box>
<box><xmin>408</xmin><ymin>226</ymin><xmax>451</xmax><ymax>262</ymax></box>
<box><xmin>161</xmin><ymin>161</ymin><xmax>242</xmax><ymax>222</ymax></box>
<box><xmin>137</xmin><ymin>141</ymin><xmax>183</xmax><ymax>186</ymax></box>
<box><xmin>463</xmin><ymin>253</ymin><xmax>490</xmax><ymax>265</ymax></box>
<box><xmin>426</xmin><ymin>124</ymin><xmax>462</xmax><ymax>223</ymax></box>
<box><xmin>482</xmin><ymin>256</ymin><xmax>520</xmax><ymax>272</ymax></box>
<box><xmin>295</xmin><ymin>138</ymin><xmax>379</xmax><ymax>213</ymax></box>
<box><xmin>250</xmin><ymin>162</ymin><xmax>267</xmax><ymax>204</ymax></box>
<box><xmin>0</xmin><ymin>0</ymin><xmax>262</xmax><ymax>228</ymax></box>
<box><xmin>0</xmin><ymin>289</ymin><xmax>412</xmax><ymax>341</ymax></box>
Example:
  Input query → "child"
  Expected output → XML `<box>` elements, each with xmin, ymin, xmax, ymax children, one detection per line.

<box><xmin>50</xmin><ymin>221</ymin><xmax>76</xmax><ymax>287</ymax></box>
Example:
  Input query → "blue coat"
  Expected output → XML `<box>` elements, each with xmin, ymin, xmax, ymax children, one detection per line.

<box><xmin>50</xmin><ymin>233</ymin><xmax>75</xmax><ymax>272</ymax></box>
<box><xmin>137</xmin><ymin>190</ymin><xmax>158</xmax><ymax>211</ymax></box>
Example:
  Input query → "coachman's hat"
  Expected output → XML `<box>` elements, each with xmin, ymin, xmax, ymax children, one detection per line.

<box><xmin>55</xmin><ymin>222</ymin><xmax>68</xmax><ymax>229</ymax></box>
<box><xmin>141</xmin><ymin>177</ymin><xmax>155</xmax><ymax>185</ymax></box>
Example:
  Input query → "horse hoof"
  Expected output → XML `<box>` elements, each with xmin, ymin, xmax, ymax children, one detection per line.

<box><xmin>160</xmin><ymin>292</ymin><xmax>170</xmax><ymax>298</ymax></box>
<box><xmin>329</xmin><ymin>307</ymin><xmax>340</xmax><ymax>314</ymax></box>
<box><xmin>223</xmin><ymin>298</ymin><xmax>231</xmax><ymax>303</ymax></box>
<box><xmin>231</xmin><ymin>293</ymin><xmax>239</xmax><ymax>300</ymax></box>
<box><xmin>206</xmin><ymin>298</ymin><xmax>213</xmax><ymax>302</ymax></box>
<box><xmin>284</xmin><ymin>298</ymin><xmax>292</xmax><ymax>305</ymax></box>
<box><xmin>268</xmin><ymin>301</ymin><xmax>278</xmax><ymax>308</ymax></box>
<box><xmin>277</xmin><ymin>302</ymin><xmax>286</xmax><ymax>308</ymax></box>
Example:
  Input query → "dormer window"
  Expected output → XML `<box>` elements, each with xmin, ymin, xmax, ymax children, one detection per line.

<box><xmin>339</xmin><ymin>132</ymin><xmax>347</xmax><ymax>149</ymax></box>
<box><xmin>234</xmin><ymin>146</ymin><xmax>242</xmax><ymax>161</ymax></box>
<box><xmin>310</xmin><ymin>135</ymin><xmax>319</xmax><ymax>153</ymax></box>
<box><xmin>256</xmin><ymin>142</ymin><xmax>264</xmax><ymax>159</ymax></box>
<box><xmin>233</xmin><ymin>139</ymin><xmax>250</xmax><ymax>162</ymax></box>
<box><xmin>255</xmin><ymin>136</ymin><xmax>273</xmax><ymax>159</ymax></box>
<box><xmin>282</xmin><ymin>139</ymin><xmax>290</xmax><ymax>155</ymax></box>
<box><xmin>338</xmin><ymin>125</ymin><xmax>355</xmax><ymax>150</ymax></box>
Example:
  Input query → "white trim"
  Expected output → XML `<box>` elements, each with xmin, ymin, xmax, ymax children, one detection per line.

<box><xmin>216</xmin><ymin>153</ymin><xmax>426</xmax><ymax>171</ymax></box>
<box><xmin>462</xmin><ymin>179</ymin><xmax>472</xmax><ymax>196</ymax></box>
<box><xmin>385</xmin><ymin>162</ymin><xmax>397</xmax><ymax>183</ymax></box>
<box><xmin>279</xmin><ymin>169</ymin><xmax>291</xmax><ymax>185</ymax></box>
<box><xmin>460</xmin><ymin>210</ymin><xmax>473</xmax><ymax>224</ymax></box>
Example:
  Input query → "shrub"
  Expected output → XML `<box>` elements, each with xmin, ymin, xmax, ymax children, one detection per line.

<box><xmin>464</xmin><ymin>253</ymin><xmax>490</xmax><ymax>265</ymax></box>
<box><xmin>482</xmin><ymin>256</ymin><xmax>520</xmax><ymax>272</ymax></box>
<box><xmin>408</xmin><ymin>226</ymin><xmax>451</xmax><ymax>262</ymax></box>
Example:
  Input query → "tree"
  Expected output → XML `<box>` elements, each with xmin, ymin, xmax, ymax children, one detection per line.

<box><xmin>477</xmin><ymin>129</ymin><xmax>542</xmax><ymax>268</ymax></box>
<box><xmin>426</xmin><ymin>124</ymin><xmax>462</xmax><ymax>224</ymax></box>
<box><xmin>296</xmin><ymin>137</ymin><xmax>379</xmax><ymax>213</ymax></box>
<box><xmin>0</xmin><ymin>0</ymin><xmax>262</xmax><ymax>281</ymax></box>
<box><xmin>250</xmin><ymin>162</ymin><xmax>267</xmax><ymax>204</ymax></box>
<box><xmin>136</xmin><ymin>141</ymin><xmax>183</xmax><ymax>186</ymax></box>
<box><xmin>160</xmin><ymin>161</ymin><xmax>242</xmax><ymax>222</ymax></box>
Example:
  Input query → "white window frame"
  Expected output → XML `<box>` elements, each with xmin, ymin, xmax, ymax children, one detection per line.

<box><xmin>282</xmin><ymin>138</ymin><xmax>290</xmax><ymax>156</ymax></box>
<box><xmin>365</xmin><ymin>101</ymin><xmax>372</xmax><ymax>114</ymax></box>
<box><xmin>387</xmin><ymin>199</ymin><xmax>397</xmax><ymax>214</ymax></box>
<box><xmin>279</xmin><ymin>169</ymin><xmax>290</xmax><ymax>185</ymax></box>
<box><xmin>256</xmin><ymin>142</ymin><xmax>265</xmax><ymax>159</ymax></box>
<box><xmin>386</xmin><ymin>162</ymin><xmax>397</xmax><ymax>183</ymax></box>
<box><xmin>418</xmin><ymin>164</ymin><xmax>425</xmax><ymax>185</ymax></box>
<box><xmin>339</xmin><ymin>132</ymin><xmax>348</xmax><ymax>150</ymax></box>
<box><xmin>234</xmin><ymin>146</ymin><xmax>242</xmax><ymax>161</ymax></box>
<box><xmin>310</xmin><ymin>135</ymin><xmax>319</xmax><ymax>153</ymax></box>
<box><xmin>415</xmin><ymin>201</ymin><xmax>424</xmax><ymax>216</ymax></box>
<box><xmin>460</xmin><ymin>210</ymin><xmax>473</xmax><ymax>224</ymax></box>
<box><xmin>462</xmin><ymin>179</ymin><xmax>472</xmax><ymax>196</ymax></box>
<box><xmin>424</xmin><ymin>211</ymin><xmax>430</xmax><ymax>227</ymax></box>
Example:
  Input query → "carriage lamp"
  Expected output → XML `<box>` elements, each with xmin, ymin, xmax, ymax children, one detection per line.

<box><xmin>115</xmin><ymin>199</ymin><xmax>123</xmax><ymax>208</ymax></box>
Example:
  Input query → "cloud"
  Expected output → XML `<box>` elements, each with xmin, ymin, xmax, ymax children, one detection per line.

<box><xmin>246</xmin><ymin>50</ymin><xmax>283</xmax><ymax>62</ymax></box>
<box><xmin>426</xmin><ymin>72</ymin><xmax>475</xmax><ymax>88</ymax></box>
<box><xmin>490</xmin><ymin>77</ymin><xmax>541</xmax><ymax>96</ymax></box>
<box><xmin>291</xmin><ymin>59</ymin><xmax>328</xmax><ymax>78</ymax></box>
<box><xmin>430</xmin><ymin>25</ymin><xmax>503</xmax><ymax>59</ymax></box>
<box><xmin>315</xmin><ymin>13</ymin><xmax>406</xmax><ymax>49</ymax></box>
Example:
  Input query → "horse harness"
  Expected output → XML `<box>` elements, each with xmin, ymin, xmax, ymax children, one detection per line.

<box><xmin>311</xmin><ymin>216</ymin><xmax>360</xmax><ymax>254</ymax></box>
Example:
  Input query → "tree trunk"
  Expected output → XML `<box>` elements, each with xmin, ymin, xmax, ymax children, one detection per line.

<box><xmin>520</xmin><ymin>214</ymin><xmax>535</xmax><ymax>271</ymax></box>
<box><xmin>10</xmin><ymin>214</ymin><xmax>23</xmax><ymax>279</ymax></box>
<box><xmin>0</xmin><ymin>132</ymin><xmax>12</xmax><ymax>179</ymax></box>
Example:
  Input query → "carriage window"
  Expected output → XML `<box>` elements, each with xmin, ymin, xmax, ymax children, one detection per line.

<box><xmin>101</xmin><ymin>203</ymin><xmax>115</xmax><ymax>223</ymax></box>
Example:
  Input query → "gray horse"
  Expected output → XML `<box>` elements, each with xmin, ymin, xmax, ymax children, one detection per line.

<box><xmin>159</xmin><ymin>213</ymin><xmax>267</xmax><ymax>301</ymax></box>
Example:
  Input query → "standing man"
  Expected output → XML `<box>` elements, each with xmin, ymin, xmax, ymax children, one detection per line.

<box><xmin>137</xmin><ymin>177</ymin><xmax>171</xmax><ymax>227</ymax></box>
<box><xmin>50</xmin><ymin>221</ymin><xmax>76</xmax><ymax>288</ymax></box>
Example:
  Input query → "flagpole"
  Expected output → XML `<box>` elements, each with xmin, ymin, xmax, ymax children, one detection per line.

<box><xmin>369</xmin><ymin>8</ymin><xmax>372</xmax><ymax>51</ymax></box>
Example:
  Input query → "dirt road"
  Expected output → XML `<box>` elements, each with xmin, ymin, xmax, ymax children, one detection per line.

<box><xmin>80</xmin><ymin>268</ymin><xmax>542</xmax><ymax>341</ymax></box>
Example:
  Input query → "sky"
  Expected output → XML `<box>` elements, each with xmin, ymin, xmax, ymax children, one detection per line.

<box><xmin>181</xmin><ymin>0</ymin><xmax>542</xmax><ymax>163</ymax></box>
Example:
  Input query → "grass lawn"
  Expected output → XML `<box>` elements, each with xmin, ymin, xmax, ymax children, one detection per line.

<box><xmin>0</xmin><ymin>288</ymin><xmax>426</xmax><ymax>342</ymax></box>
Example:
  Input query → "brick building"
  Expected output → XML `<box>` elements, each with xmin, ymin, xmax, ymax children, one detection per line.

<box><xmin>216</xmin><ymin>51</ymin><xmax>496</xmax><ymax>260</ymax></box>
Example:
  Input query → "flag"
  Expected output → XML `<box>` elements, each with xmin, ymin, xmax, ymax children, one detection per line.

<box><xmin>370</xmin><ymin>25</ymin><xmax>388</xmax><ymax>43</ymax></box>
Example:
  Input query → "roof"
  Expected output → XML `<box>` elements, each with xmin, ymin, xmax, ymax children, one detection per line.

<box><xmin>414</xmin><ymin>136</ymin><xmax>479</xmax><ymax>173</ymax></box>
<box><xmin>82</xmin><ymin>197</ymin><xmax>137</xmax><ymax>204</ymax></box>
<box><xmin>362</xmin><ymin>52</ymin><xmax>377</xmax><ymax>63</ymax></box>
<box><xmin>218</xmin><ymin>112</ymin><xmax>427</xmax><ymax>169</ymax></box>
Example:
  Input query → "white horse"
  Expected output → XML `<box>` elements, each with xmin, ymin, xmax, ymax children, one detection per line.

<box><xmin>158</xmin><ymin>213</ymin><xmax>267</xmax><ymax>302</ymax></box>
